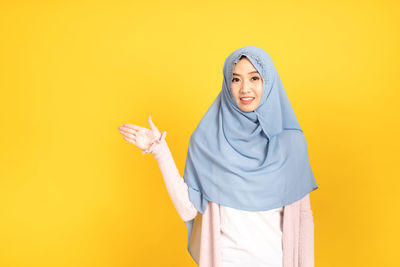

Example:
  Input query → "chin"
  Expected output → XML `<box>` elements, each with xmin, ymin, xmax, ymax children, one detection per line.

<box><xmin>236</xmin><ymin>99</ymin><xmax>259</xmax><ymax>112</ymax></box>
<box><xmin>239</xmin><ymin>106</ymin><xmax>256</xmax><ymax>112</ymax></box>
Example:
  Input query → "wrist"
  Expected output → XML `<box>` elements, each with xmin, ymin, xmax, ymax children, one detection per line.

<box><xmin>142</xmin><ymin>131</ymin><xmax>167</xmax><ymax>155</ymax></box>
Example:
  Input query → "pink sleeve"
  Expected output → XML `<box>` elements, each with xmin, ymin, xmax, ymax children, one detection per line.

<box><xmin>299</xmin><ymin>193</ymin><xmax>315</xmax><ymax>267</ymax></box>
<box><xmin>143</xmin><ymin>131</ymin><xmax>198</xmax><ymax>222</ymax></box>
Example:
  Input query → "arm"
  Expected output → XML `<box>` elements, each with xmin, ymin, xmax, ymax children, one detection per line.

<box><xmin>144</xmin><ymin>131</ymin><xmax>198</xmax><ymax>222</ymax></box>
<box><xmin>299</xmin><ymin>193</ymin><xmax>315</xmax><ymax>267</ymax></box>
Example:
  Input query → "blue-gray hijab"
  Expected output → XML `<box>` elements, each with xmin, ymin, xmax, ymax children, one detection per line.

<box><xmin>183</xmin><ymin>46</ymin><xmax>318</xmax><ymax>254</ymax></box>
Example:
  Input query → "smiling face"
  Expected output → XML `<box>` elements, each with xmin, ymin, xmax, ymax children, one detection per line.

<box><xmin>231</xmin><ymin>56</ymin><xmax>263</xmax><ymax>112</ymax></box>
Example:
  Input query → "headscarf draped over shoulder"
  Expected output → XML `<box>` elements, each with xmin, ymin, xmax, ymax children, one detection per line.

<box><xmin>183</xmin><ymin>45</ymin><xmax>318</xmax><ymax>252</ymax></box>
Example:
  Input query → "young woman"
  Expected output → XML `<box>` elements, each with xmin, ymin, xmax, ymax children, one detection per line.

<box><xmin>118</xmin><ymin>46</ymin><xmax>319</xmax><ymax>267</ymax></box>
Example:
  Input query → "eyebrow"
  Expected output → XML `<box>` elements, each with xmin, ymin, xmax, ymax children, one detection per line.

<box><xmin>232</xmin><ymin>71</ymin><xmax>259</xmax><ymax>76</ymax></box>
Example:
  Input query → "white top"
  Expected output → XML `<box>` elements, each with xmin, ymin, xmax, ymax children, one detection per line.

<box><xmin>220</xmin><ymin>205</ymin><xmax>284</xmax><ymax>267</ymax></box>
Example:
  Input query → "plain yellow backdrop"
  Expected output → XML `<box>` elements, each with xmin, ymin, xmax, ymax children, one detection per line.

<box><xmin>1</xmin><ymin>0</ymin><xmax>399</xmax><ymax>266</ymax></box>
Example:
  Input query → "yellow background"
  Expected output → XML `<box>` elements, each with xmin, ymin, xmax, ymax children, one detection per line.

<box><xmin>1</xmin><ymin>0</ymin><xmax>399</xmax><ymax>266</ymax></box>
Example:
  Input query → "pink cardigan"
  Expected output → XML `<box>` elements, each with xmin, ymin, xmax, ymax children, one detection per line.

<box><xmin>146</xmin><ymin>131</ymin><xmax>315</xmax><ymax>267</ymax></box>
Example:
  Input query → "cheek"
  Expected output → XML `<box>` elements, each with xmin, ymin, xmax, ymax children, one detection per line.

<box><xmin>256</xmin><ymin>84</ymin><xmax>263</xmax><ymax>98</ymax></box>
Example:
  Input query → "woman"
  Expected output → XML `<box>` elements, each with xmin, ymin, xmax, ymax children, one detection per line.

<box><xmin>118</xmin><ymin>46</ymin><xmax>319</xmax><ymax>267</ymax></box>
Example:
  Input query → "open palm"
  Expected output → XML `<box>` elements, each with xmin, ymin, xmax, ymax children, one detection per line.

<box><xmin>118</xmin><ymin>115</ymin><xmax>161</xmax><ymax>151</ymax></box>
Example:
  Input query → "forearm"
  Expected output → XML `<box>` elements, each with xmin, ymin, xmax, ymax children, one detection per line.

<box><xmin>144</xmin><ymin>131</ymin><xmax>198</xmax><ymax>222</ymax></box>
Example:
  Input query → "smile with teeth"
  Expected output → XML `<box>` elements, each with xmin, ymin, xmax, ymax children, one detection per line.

<box><xmin>239</xmin><ymin>97</ymin><xmax>255</xmax><ymax>104</ymax></box>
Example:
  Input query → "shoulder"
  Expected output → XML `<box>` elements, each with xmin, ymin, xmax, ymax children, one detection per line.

<box><xmin>275</xmin><ymin>129</ymin><xmax>306</xmax><ymax>144</ymax></box>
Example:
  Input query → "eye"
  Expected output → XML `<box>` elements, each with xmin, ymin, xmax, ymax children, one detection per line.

<box><xmin>252</xmin><ymin>76</ymin><xmax>260</xmax><ymax>81</ymax></box>
<box><xmin>232</xmin><ymin>77</ymin><xmax>240</xmax><ymax>82</ymax></box>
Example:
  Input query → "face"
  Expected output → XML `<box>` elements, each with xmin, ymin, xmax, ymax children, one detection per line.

<box><xmin>231</xmin><ymin>57</ymin><xmax>263</xmax><ymax>112</ymax></box>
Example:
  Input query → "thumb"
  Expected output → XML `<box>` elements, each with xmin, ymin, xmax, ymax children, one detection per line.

<box><xmin>147</xmin><ymin>115</ymin><xmax>160</xmax><ymax>133</ymax></box>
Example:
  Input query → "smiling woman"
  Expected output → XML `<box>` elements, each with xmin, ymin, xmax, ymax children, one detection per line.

<box><xmin>118</xmin><ymin>46</ymin><xmax>318</xmax><ymax>267</ymax></box>
<box><xmin>231</xmin><ymin>55</ymin><xmax>263</xmax><ymax>112</ymax></box>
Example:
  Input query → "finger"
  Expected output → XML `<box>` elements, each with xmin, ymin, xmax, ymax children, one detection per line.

<box><xmin>119</xmin><ymin>126</ymin><xmax>137</xmax><ymax>135</ymax></box>
<box><xmin>148</xmin><ymin>115</ymin><xmax>159</xmax><ymax>132</ymax></box>
<box><xmin>119</xmin><ymin>130</ymin><xmax>136</xmax><ymax>139</ymax></box>
<box><xmin>123</xmin><ymin>136</ymin><xmax>136</xmax><ymax>145</ymax></box>
<box><xmin>123</xmin><ymin>123</ymin><xmax>147</xmax><ymax>132</ymax></box>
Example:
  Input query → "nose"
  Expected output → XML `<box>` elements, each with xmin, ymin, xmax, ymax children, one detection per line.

<box><xmin>240</xmin><ymin>80</ymin><xmax>252</xmax><ymax>94</ymax></box>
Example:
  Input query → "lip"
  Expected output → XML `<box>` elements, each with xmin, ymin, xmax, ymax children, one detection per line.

<box><xmin>240</xmin><ymin>97</ymin><xmax>255</xmax><ymax>105</ymax></box>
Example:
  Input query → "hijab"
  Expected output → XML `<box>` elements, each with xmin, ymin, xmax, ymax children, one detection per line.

<box><xmin>182</xmin><ymin>45</ymin><xmax>318</xmax><ymax>249</ymax></box>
